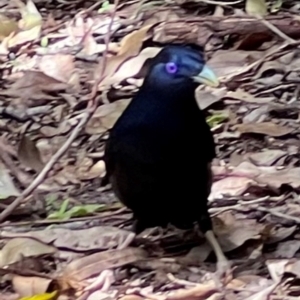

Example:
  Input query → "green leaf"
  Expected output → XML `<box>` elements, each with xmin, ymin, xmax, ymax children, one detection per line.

<box><xmin>206</xmin><ymin>112</ymin><xmax>228</xmax><ymax>128</ymax></box>
<box><xmin>270</xmin><ymin>0</ymin><xmax>282</xmax><ymax>12</ymax></box>
<box><xmin>47</xmin><ymin>203</ymin><xmax>105</xmax><ymax>220</ymax></box>
<box><xmin>98</xmin><ymin>1</ymin><xmax>114</xmax><ymax>13</ymax></box>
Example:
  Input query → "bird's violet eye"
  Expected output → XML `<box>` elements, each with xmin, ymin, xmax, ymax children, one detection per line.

<box><xmin>165</xmin><ymin>62</ymin><xmax>178</xmax><ymax>74</ymax></box>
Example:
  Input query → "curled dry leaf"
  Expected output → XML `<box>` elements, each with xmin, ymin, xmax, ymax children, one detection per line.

<box><xmin>17</xmin><ymin>135</ymin><xmax>44</xmax><ymax>173</ymax></box>
<box><xmin>99</xmin><ymin>24</ymin><xmax>154</xmax><ymax>88</ymax></box>
<box><xmin>12</xmin><ymin>275</ymin><xmax>53</xmax><ymax>298</ymax></box>
<box><xmin>101</xmin><ymin>47</ymin><xmax>161</xmax><ymax>87</ymax></box>
<box><xmin>0</xmin><ymin>237</ymin><xmax>57</xmax><ymax>267</ymax></box>
<box><xmin>234</xmin><ymin>122</ymin><xmax>294</xmax><ymax>137</ymax></box>
<box><xmin>61</xmin><ymin>247</ymin><xmax>147</xmax><ymax>289</ymax></box>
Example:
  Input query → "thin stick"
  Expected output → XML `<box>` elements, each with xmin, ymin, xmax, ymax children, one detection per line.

<box><xmin>0</xmin><ymin>1</ymin><xmax>119</xmax><ymax>223</ymax></box>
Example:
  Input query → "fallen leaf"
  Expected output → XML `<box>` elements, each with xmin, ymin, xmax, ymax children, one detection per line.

<box><xmin>226</xmin><ymin>89</ymin><xmax>274</xmax><ymax>104</ymax></box>
<box><xmin>18</xmin><ymin>135</ymin><xmax>44</xmax><ymax>173</ymax></box>
<box><xmin>12</xmin><ymin>275</ymin><xmax>53</xmax><ymax>298</ymax></box>
<box><xmin>39</xmin><ymin>54</ymin><xmax>76</xmax><ymax>84</ymax></box>
<box><xmin>209</xmin><ymin>176</ymin><xmax>258</xmax><ymax>199</ymax></box>
<box><xmin>196</xmin><ymin>87</ymin><xmax>226</xmax><ymax>110</ymax></box>
<box><xmin>234</xmin><ymin>122</ymin><xmax>294</xmax><ymax>137</ymax></box>
<box><xmin>213</xmin><ymin>212</ymin><xmax>264</xmax><ymax>252</ymax></box>
<box><xmin>101</xmin><ymin>47</ymin><xmax>160</xmax><ymax>87</ymax></box>
<box><xmin>2</xmin><ymin>226</ymin><xmax>135</xmax><ymax>252</ymax></box>
<box><xmin>207</xmin><ymin>50</ymin><xmax>262</xmax><ymax>79</ymax></box>
<box><xmin>0</xmin><ymin>14</ymin><xmax>18</xmax><ymax>41</ymax></box>
<box><xmin>245</xmin><ymin>0</ymin><xmax>268</xmax><ymax>16</ymax></box>
<box><xmin>2</xmin><ymin>71</ymin><xmax>68</xmax><ymax>103</ymax></box>
<box><xmin>274</xmin><ymin>240</ymin><xmax>300</xmax><ymax>258</ymax></box>
<box><xmin>16</xmin><ymin>0</ymin><xmax>42</xmax><ymax>30</ymax></box>
<box><xmin>99</xmin><ymin>24</ymin><xmax>154</xmax><ymax>87</ymax></box>
<box><xmin>248</xmin><ymin>150</ymin><xmax>287</xmax><ymax>166</ymax></box>
<box><xmin>61</xmin><ymin>247</ymin><xmax>147</xmax><ymax>289</ymax></box>
<box><xmin>86</xmin><ymin>99</ymin><xmax>131</xmax><ymax>134</ymax></box>
<box><xmin>0</xmin><ymin>238</ymin><xmax>57</xmax><ymax>267</ymax></box>
<box><xmin>167</xmin><ymin>281</ymin><xmax>219</xmax><ymax>300</ymax></box>
<box><xmin>0</xmin><ymin>161</ymin><xmax>20</xmax><ymax>199</ymax></box>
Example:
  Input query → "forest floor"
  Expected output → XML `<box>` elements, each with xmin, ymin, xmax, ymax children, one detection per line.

<box><xmin>1</xmin><ymin>0</ymin><xmax>300</xmax><ymax>299</ymax></box>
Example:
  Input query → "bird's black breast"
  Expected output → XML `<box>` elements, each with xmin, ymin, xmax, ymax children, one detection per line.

<box><xmin>104</xmin><ymin>90</ymin><xmax>215</xmax><ymax>229</ymax></box>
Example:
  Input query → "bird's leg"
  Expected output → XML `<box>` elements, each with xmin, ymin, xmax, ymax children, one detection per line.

<box><xmin>197</xmin><ymin>212</ymin><xmax>231</xmax><ymax>280</ymax></box>
<box><xmin>204</xmin><ymin>230</ymin><xmax>231</xmax><ymax>277</ymax></box>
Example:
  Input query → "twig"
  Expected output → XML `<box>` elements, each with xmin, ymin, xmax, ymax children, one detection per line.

<box><xmin>254</xmin><ymin>206</ymin><xmax>300</xmax><ymax>224</ymax></box>
<box><xmin>258</xmin><ymin>16</ymin><xmax>296</xmax><ymax>44</ymax></box>
<box><xmin>0</xmin><ymin>1</ymin><xmax>119</xmax><ymax>223</ymax></box>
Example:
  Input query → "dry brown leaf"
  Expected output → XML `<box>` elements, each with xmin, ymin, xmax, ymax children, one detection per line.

<box><xmin>62</xmin><ymin>247</ymin><xmax>147</xmax><ymax>288</ymax></box>
<box><xmin>7</xmin><ymin>25</ymin><xmax>41</xmax><ymax>48</ymax></box>
<box><xmin>3</xmin><ymin>71</ymin><xmax>68</xmax><ymax>102</ymax></box>
<box><xmin>86</xmin><ymin>99</ymin><xmax>131</xmax><ymax>134</ymax></box>
<box><xmin>207</xmin><ymin>50</ymin><xmax>262</xmax><ymax>79</ymax></box>
<box><xmin>248</xmin><ymin>150</ymin><xmax>287</xmax><ymax>166</ymax></box>
<box><xmin>99</xmin><ymin>24</ymin><xmax>154</xmax><ymax>87</ymax></box>
<box><xmin>274</xmin><ymin>240</ymin><xmax>300</xmax><ymax>258</ymax></box>
<box><xmin>167</xmin><ymin>281</ymin><xmax>219</xmax><ymax>300</ymax></box>
<box><xmin>213</xmin><ymin>211</ymin><xmax>264</xmax><ymax>252</ymax></box>
<box><xmin>196</xmin><ymin>87</ymin><xmax>226</xmax><ymax>110</ymax></box>
<box><xmin>17</xmin><ymin>135</ymin><xmax>44</xmax><ymax>173</ymax></box>
<box><xmin>12</xmin><ymin>275</ymin><xmax>53</xmax><ymax>298</ymax></box>
<box><xmin>1</xmin><ymin>226</ymin><xmax>135</xmax><ymax>252</ymax></box>
<box><xmin>234</xmin><ymin>122</ymin><xmax>294</xmax><ymax>137</ymax></box>
<box><xmin>0</xmin><ymin>237</ymin><xmax>57</xmax><ymax>267</ymax></box>
<box><xmin>0</xmin><ymin>14</ymin><xmax>18</xmax><ymax>41</ymax></box>
<box><xmin>226</xmin><ymin>90</ymin><xmax>274</xmax><ymax>104</ymax></box>
<box><xmin>39</xmin><ymin>54</ymin><xmax>76</xmax><ymax>84</ymax></box>
<box><xmin>209</xmin><ymin>176</ymin><xmax>258</xmax><ymax>199</ymax></box>
<box><xmin>101</xmin><ymin>47</ymin><xmax>160</xmax><ymax>87</ymax></box>
<box><xmin>77</xmin><ymin>160</ymin><xmax>106</xmax><ymax>180</ymax></box>
<box><xmin>265</xmin><ymin>226</ymin><xmax>297</xmax><ymax>244</ymax></box>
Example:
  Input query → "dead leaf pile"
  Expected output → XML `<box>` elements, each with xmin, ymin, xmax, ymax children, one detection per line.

<box><xmin>1</xmin><ymin>0</ymin><xmax>300</xmax><ymax>299</ymax></box>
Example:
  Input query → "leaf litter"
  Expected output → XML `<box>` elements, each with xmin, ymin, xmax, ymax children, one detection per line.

<box><xmin>1</xmin><ymin>0</ymin><xmax>300</xmax><ymax>299</ymax></box>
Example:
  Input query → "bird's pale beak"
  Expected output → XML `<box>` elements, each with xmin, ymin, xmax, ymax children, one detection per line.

<box><xmin>192</xmin><ymin>65</ymin><xmax>219</xmax><ymax>87</ymax></box>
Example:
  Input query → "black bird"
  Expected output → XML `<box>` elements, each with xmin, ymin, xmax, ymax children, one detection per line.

<box><xmin>104</xmin><ymin>44</ymin><xmax>230</xmax><ymax>276</ymax></box>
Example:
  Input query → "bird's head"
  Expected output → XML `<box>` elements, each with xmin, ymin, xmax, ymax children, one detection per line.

<box><xmin>144</xmin><ymin>44</ymin><xmax>219</xmax><ymax>90</ymax></box>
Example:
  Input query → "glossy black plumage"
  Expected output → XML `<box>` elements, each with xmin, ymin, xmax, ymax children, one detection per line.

<box><xmin>104</xmin><ymin>45</ymin><xmax>232</xmax><ymax>276</ymax></box>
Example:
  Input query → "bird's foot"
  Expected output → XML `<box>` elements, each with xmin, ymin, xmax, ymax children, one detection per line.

<box><xmin>216</xmin><ymin>258</ymin><xmax>232</xmax><ymax>283</ymax></box>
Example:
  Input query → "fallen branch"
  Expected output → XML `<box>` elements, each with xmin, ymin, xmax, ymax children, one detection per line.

<box><xmin>153</xmin><ymin>14</ymin><xmax>300</xmax><ymax>47</ymax></box>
